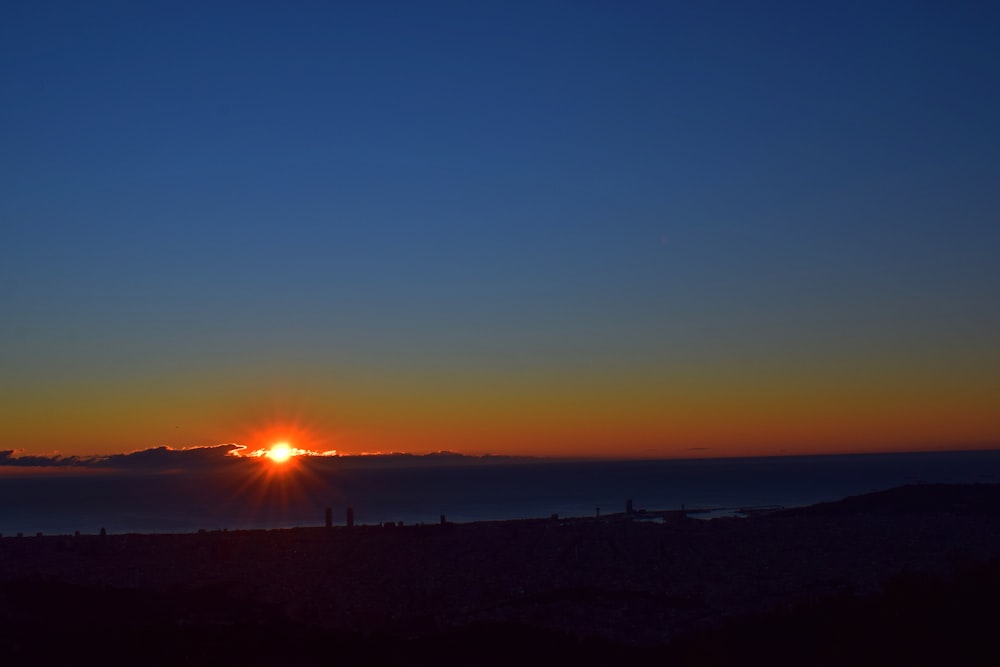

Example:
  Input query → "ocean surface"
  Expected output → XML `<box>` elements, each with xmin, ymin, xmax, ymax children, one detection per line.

<box><xmin>2</xmin><ymin>450</ymin><xmax>999</xmax><ymax>536</ymax></box>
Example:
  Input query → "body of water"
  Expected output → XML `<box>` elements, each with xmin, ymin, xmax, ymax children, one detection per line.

<box><xmin>1</xmin><ymin>449</ymin><xmax>998</xmax><ymax>536</ymax></box>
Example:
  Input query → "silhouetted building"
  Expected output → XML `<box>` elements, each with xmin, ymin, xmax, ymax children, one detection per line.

<box><xmin>325</xmin><ymin>507</ymin><xmax>332</xmax><ymax>529</ymax></box>
<box><xmin>346</xmin><ymin>507</ymin><xmax>355</xmax><ymax>528</ymax></box>
<box><xmin>626</xmin><ymin>499</ymin><xmax>633</xmax><ymax>514</ymax></box>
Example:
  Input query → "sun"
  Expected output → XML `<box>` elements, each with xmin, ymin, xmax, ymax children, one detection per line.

<box><xmin>267</xmin><ymin>442</ymin><xmax>293</xmax><ymax>463</ymax></box>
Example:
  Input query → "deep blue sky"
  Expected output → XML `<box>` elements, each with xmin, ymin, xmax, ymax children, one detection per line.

<box><xmin>2</xmin><ymin>1</ymin><xmax>999</xmax><ymax>457</ymax></box>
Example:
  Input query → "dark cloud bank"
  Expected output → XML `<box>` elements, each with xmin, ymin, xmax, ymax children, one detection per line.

<box><xmin>0</xmin><ymin>445</ymin><xmax>524</xmax><ymax>472</ymax></box>
<box><xmin>1</xmin><ymin>445</ymin><xmax>242</xmax><ymax>470</ymax></box>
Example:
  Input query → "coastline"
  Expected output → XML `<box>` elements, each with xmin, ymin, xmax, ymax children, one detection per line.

<box><xmin>3</xmin><ymin>483</ymin><xmax>1000</xmax><ymax>662</ymax></box>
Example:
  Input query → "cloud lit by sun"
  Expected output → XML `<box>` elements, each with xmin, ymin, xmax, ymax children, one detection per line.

<box><xmin>226</xmin><ymin>417</ymin><xmax>338</xmax><ymax>461</ymax></box>
<box><xmin>231</xmin><ymin>442</ymin><xmax>336</xmax><ymax>461</ymax></box>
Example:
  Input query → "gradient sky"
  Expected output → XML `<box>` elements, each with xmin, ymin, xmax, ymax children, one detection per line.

<box><xmin>2</xmin><ymin>1</ymin><xmax>999</xmax><ymax>459</ymax></box>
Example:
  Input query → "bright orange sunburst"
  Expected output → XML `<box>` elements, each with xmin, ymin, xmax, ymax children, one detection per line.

<box><xmin>267</xmin><ymin>441</ymin><xmax>293</xmax><ymax>463</ymax></box>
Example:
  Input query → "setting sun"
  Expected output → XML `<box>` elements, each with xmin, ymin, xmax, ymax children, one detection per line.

<box><xmin>267</xmin><ymin>442</ymin><xmax>293</xmax><ymax>463</ymax></box>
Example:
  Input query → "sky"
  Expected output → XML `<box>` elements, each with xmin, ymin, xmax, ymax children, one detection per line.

<box><xmin>2</xmin><ymin>0</ymin><xmax>999</xmax><ymax>459</ymax></box>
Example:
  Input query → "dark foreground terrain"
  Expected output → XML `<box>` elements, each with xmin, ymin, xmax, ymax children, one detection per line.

<box><xmin>2</xmin><ymin>483</ymin><xmax>1000</xmax><ymax>665</ymax></box>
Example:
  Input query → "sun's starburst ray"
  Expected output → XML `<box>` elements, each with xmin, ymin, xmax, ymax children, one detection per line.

<box><xmin>219</xmin><ymin>416</ymin><xmax>347</xmax><ymax>527</ymax></box>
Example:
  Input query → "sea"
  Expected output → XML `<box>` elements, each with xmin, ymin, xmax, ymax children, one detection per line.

<box><xmin>1</xmin><ymin>449</ymin><xmax>999</xmax><ymax>536</ymax></box>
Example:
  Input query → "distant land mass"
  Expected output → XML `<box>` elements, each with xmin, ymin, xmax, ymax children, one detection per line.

<box><xmin>2</xmin><ymin>483</ymin><xmax>1000</xmax><ymax>665</ymax></box>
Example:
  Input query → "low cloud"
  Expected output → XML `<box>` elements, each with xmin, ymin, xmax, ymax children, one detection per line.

<box><xmin>0</xmin><ymin>446</ymin><xmax>527</xmax><ymax>472</ymax></box>
<box><xmin>98</xmin><ymin>444</ymin><xmax>243</xmax><ymax>469</ymax></box>
<box><xmin>1</xmin><ymin>450</ymin><xmax>85</xmax><ymax>467</ymax></box>
<box><xmin>0</xmin><ymin>444</ymin><xmax>242</xmax><ymax>470</ymax></box>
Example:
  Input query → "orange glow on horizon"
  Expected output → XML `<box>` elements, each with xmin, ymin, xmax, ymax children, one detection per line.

<box><xmin>2</xmin><ymin>356</ymin><xmax>998</xmax><ymax>460</ymax></box>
